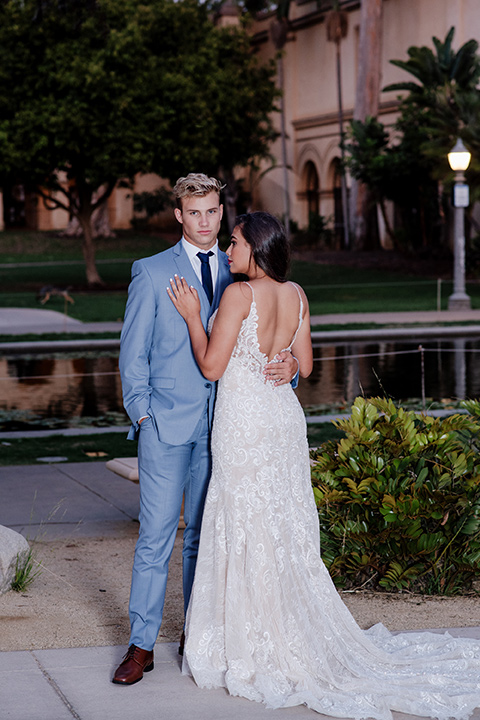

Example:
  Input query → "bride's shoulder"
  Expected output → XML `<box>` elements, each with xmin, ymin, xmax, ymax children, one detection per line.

<box><xmin>222</xmin><ymin>281</ymin><xmax>253</xmax><ymax>301</ymax></box>
<box><xmin>286</xmin><ymin>280</ymin><xmax>308</xmax><ymax>302</ymax></box>
<box><xmin>219</xmin><ymin>281</ymin><xmax>253</xmax><ymax>311</ymax></box>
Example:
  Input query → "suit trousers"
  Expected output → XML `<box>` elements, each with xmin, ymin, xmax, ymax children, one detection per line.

<box><xmin>128</xmin><ymin>408</ymin><xmax>211</xmax><ymax>650</ymax></box>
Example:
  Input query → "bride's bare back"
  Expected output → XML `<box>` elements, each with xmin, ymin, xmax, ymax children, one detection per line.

<box><xmin>241</xmin><ymin>278</ymin><xmax>306</xmax><ymax>361</ymax></box>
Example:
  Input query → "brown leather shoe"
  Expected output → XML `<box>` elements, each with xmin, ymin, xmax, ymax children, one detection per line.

<box><xmin>178</xmin><ymin>631</ymin><xmax>185</xmax><ymax>656</ymax></box>
<box><xmin>112</xmin><ymin>644</ymin><xmax>154</xmax><ymax>685</ymax></box>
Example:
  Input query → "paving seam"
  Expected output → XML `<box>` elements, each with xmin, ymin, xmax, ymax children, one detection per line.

<box><xmin>31</xmin><ymin>651</ymin><xmax>82</xmax><ymax>720</ymax></box>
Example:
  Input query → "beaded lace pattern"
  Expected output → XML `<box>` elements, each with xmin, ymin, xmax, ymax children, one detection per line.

<box><xmin>184</xmin><ymin>283</ymin><xmax>480</xmax><ymax>719</ymax></box>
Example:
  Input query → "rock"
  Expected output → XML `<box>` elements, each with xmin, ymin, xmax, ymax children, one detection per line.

<box><xmin>0</xmin><ymin>525</ymin><xmax>30</xmax><ymax>595</ymax></box>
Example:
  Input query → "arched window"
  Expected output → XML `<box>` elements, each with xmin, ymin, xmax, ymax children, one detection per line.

<box><xmin>304</xmin><ymin>161</ymin><xmax>319</xmax><ymax>221</ymax></box>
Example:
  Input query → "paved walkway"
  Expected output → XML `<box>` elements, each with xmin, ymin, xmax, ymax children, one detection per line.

<box><xmin>2</xmin><ymin>306</ymin><xmax>480</xmax><ymax>335</ymax></box>
<box><xmin>2</xmin><ymin>462</ymin><xmax>480</xmax><ymax>720</ymax></box>
<box><xmin>0</xmin><ymin>308</ymin><xmax>122</xmax><ymax>336</ymax></box>
<box><xmin>2</xmin><ymin>306</ymin><xmax>480</xmax><ymax>353</ymax></box>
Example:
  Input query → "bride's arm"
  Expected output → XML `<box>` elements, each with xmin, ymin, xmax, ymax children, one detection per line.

<box><xmin>291</xmin><ymin>289</ymin><xmax>313</xmax><ymax>378</ymax></box>
<box><xmin>167</xmin><ymin>277</ymin><xmax>249</xmax><ymax>381</ymax></box>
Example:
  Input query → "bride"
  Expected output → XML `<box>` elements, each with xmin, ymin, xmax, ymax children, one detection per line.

<box><xmin>168</xmin><ymin>211</ymin><xmax>480</xmax><ymax>720</ymax></box>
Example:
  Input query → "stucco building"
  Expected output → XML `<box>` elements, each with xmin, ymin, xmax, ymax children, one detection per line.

<box><xmin>246</xmin><ymin>0</ymin><xmax>480</xmax><ymax>244</ymax></box>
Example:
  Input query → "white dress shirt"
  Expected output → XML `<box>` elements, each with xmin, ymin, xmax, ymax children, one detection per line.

<box><xmin>181</xmin><ymin>237</ymin><xmax>219</xmax><ymax>291</ymax></box>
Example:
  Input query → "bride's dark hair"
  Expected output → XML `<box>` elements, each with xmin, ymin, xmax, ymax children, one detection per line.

<box><xmin>234</xmin><ymin>212</ymin><xmax>290</xmax><ymax>283</ymax></box>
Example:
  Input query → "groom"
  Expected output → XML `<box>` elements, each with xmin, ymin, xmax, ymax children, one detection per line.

<box><xmin>113</xmin><ymin>173</ymin><xmax>297</xmax><ymax>685</ymax></box>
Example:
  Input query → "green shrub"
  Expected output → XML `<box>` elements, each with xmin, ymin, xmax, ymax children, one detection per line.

<box><xmin>310</xmin><ymin>397</ymin><xmax>480</xmax><ymax>595</ymax></box>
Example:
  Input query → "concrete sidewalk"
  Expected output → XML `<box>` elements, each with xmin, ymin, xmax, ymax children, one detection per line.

<box><xmin>310</xmin><ymin>309</ymin><xmax>480</xmax><ymax>326</ymax></box>
<box><xmin>2</xmin><ymin>644</ymin><xmax>323</xmax><ymax>720</ymax></box>
<box><xmin>3</xmin><ymin>306</ymin><xmax>480</xmax><ymax>335</ymax></box>
<box><xmin>2</xmin><ymin>306</ymin><xmax>480</xmax><ymax>357</ymax></box>
<box><xmin>1</xmin><ymin>462</ymin><xmax>480</xmax><ymax>720</ymax></box>
<box><xmin>0</xmin><ymin>307</ymin><xmax>123</xmax><ymax>336</ymax></box>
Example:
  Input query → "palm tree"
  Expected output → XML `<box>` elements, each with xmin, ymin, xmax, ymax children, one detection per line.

<box><xmin>385</xmin><ymin>27</ymin><xmax>480</xmax><ymax>101</ymax></box>
<box><xmin>351</xmin><ymin>0</ymin><xmax>383</xmax><ymax>250</ymax></box>
<box><xmin>270</xmin><ymin>4</ymin><xmax>291</xmax><ymax>236</ymax></box>
<box><xmin>384</xmin><ymin>27</ymin><xmax>480</xmax><ymax>164</ymax></box>
<box><xmin>326</xmin><ymin>1</ymin><xmax>350</xmax><ymax>248</ymax></box>
<box><xmin>384</xmin><ymin>27</ymin><xmax>480</xmax><ymax>245</ymax></box>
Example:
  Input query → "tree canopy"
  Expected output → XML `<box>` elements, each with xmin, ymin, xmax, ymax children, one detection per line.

<box><xmin>0</xmin><ymin>0</ymin><xmax>278</xmax><ymax>283</ymax></box>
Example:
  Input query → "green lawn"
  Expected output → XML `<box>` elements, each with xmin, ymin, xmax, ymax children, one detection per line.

<box><xmin>1</xmin><ymin>228</ymin><xmax>477</xmax><ymax>321</ymax></box>
<box><xmin>291</xmin><ymin>260</ymin><xmax>480</xmax><ymax>315</ymax></box>
<box><xmin>0</xmin><ymin>423</ymin><xmax>339</xmax><ymax>465</ymax></box>
<box><xmin>0</xmin><ymin>431</ymin><xmax>133</xmax><ymax>465</ymax></box>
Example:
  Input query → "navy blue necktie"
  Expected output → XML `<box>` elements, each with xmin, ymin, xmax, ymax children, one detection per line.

<box><xmin>197</xmin><ymin>251</ymin><xmax>214</xmax><ymax>304</ymax></box>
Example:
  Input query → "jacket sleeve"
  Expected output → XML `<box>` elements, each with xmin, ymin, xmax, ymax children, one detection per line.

<box><xmin>119</xmin><ymin>260</ymin><xmax>157</xmax><ymax>429</ymax></box>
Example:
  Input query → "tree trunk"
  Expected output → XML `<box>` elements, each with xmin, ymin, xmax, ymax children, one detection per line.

<box><xmin>378</xmin><ymin>199</ymin><xmax>395</xmax><ymax>243</ymax></box>
<box><xmin>326</xmin><ymin>9</ymin><xmax>350</xmax><ymax>247</ymax></box>
<box><xmin>220</xmin><ymin>167</ymin><xmax>238</xmax><ymax>235</ymax></box>
<box><xmin>351</xmin><ymin>0</ymin><xmax>383</xmax><ymax>250</ymax></box>
<box><xmin>62</xmin><ymin>185</ymin><xmax>115</xmax><ymax>238</ymax></box>
<box><xmin>270</xmin><ymin>18</ymin><xmax>291</xmax><ymax>238</ymax></box>
<box><xmin>77</xmin><ymin>209</ymin><xmax>104</xmax><ymax>286</ymax></box>
<box><xmin>335</xmin><ymin>39</ymin><xmax>350</xmax><ymax>249</ymax></box>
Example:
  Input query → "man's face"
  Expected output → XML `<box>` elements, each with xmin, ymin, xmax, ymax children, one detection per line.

<box><xmin>174</xmin><ymin>191</ymin><xmax>223</xmax><ymax>250</ymax></box>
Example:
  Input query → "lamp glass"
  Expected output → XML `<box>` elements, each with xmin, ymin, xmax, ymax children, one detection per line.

<box><xmin>448</xmin><ymin>139</ymin><xmax>471</xmax><ymax>172</ymax></box>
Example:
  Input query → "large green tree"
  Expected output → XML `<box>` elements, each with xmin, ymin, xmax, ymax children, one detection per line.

<box><xmin>0</xmin><ymin>0</ymin><xmax>277</xmax><ymax>284</ymax></box>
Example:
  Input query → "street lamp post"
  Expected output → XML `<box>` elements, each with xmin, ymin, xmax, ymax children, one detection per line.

<box><xmin>447</xmin><ymin>138</ymin><xmax>471</xmax><ymax>311</ymax></box>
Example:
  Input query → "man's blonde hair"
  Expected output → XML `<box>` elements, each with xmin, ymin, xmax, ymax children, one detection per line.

<box><xmin>173</xmin><ymin>173</ymin><xmax>224</xmax><ymax>209</ymax></box>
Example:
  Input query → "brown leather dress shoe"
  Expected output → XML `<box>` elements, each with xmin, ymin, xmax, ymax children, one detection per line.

<box><xmin>112</xmin><ymin>644</ymin><xmax>154</xmax><ymax>685</ymax></box>
<box><xmin>178</xmin><ymin>631</ymin><xmax>185</xmax><ymax>656</ymax></box>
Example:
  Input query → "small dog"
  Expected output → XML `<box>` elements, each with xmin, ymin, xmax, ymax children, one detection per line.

<box><xmin>37</xmin><ymin>285</ymin><xmax>75</xmax><ymax>305</ymax></box>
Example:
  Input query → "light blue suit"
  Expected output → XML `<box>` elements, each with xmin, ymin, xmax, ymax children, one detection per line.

<box><xmin>119</xmin><ymin>240</ymin><xmax>232</xmax><ymax>651</ymax></box>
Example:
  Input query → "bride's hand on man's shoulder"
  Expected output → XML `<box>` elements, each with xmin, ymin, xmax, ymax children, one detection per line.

<box><xmin>167</xmin><ymin>275</ymin><xmax>201</xmax><ymax>321</ymax></box>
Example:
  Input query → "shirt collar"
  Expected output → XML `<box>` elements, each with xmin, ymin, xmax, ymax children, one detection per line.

<box><xmin>181</xmin><ymin>237</ymin><xmax>218</xmax><ymax>262</ymax></box>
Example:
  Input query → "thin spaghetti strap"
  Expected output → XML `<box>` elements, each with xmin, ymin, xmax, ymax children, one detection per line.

<box><xmin>243</xmin><ymin>281</ymin><xmax>255</xmax><ymax>302</ymax></box>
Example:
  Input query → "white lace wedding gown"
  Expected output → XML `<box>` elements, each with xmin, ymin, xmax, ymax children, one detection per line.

<box><xmin>183</xmin><ymin>282</ymin><xmax>480</xmax><ymax>720</ymax></box>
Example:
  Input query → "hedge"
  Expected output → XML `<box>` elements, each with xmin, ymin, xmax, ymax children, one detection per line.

<box><xmin>310</xmin><ymin>397</ymin><xmax>480</xmax><ymax>595</ymax></box>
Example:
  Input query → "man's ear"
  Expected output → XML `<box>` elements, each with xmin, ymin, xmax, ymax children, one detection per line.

<box><xmin>174</xmin><ymin>208</ymin><xmax>183</xmax><ymax>224</ymax></box>
<box><xmin>219</xmin><ymin>204</ymin><xmax>224</xmax><ymax>221</ymax></box>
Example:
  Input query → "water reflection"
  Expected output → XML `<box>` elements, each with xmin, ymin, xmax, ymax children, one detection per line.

<box><xmin>0</xmin><ymin>355</ymin><xmax>123</xmax><ymax>421</ymax></box>
<box><xmin>296</xmin><ymin>337</ymin><xmax>480</xmax><ymax>408</ymax></box>
<box><xmin>1</xmin><ymin>338</ymin><xmax>480</xmax><ymax>424</ymax></box>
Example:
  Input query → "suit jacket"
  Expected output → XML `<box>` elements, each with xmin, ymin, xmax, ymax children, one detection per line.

<box><xmin>119</xmin><ymin>240</ymin><xmax>232</xmax><ymax>446</ymax></box>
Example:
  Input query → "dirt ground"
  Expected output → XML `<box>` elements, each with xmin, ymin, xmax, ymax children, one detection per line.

<box><xmin>1</xmin><ymin>530</ymin><xmax>480</xmax><ymax>652</ymax></box>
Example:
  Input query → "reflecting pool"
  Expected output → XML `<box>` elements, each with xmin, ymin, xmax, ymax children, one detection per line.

<box><xmin>1</xmin><ymin>337</ymin><xmax>480</xmax><ymax>426</ymax></box>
